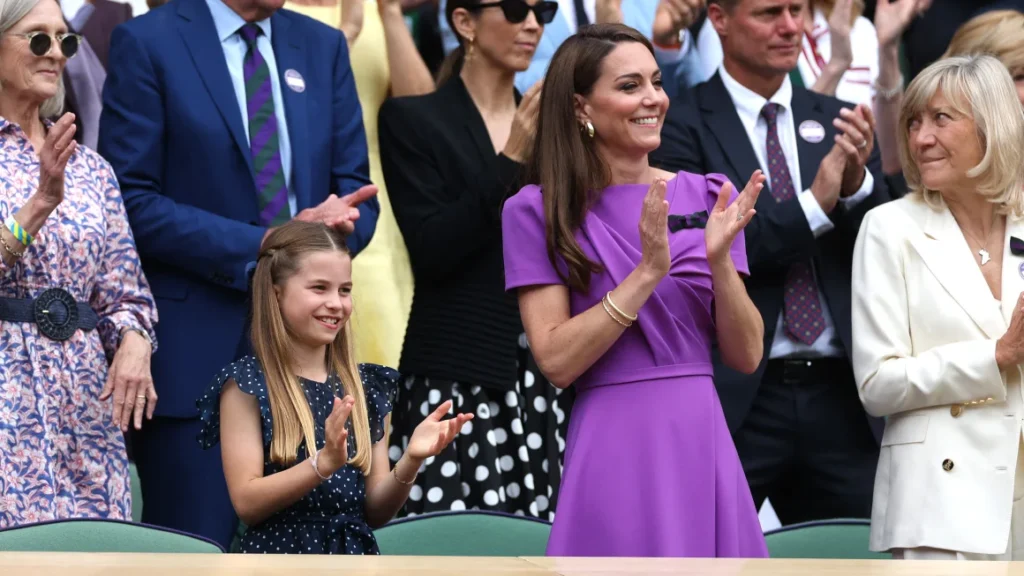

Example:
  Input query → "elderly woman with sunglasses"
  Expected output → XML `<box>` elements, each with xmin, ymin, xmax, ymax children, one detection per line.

<box><xmin>378</xmin><ymin>0</ymin><xmax>569</xmax><ymax>520</ymax></box>
<box><xmin>0</xmin><ymin>0</ymin><xmax>157</xmax><ymax>527</ymax></box>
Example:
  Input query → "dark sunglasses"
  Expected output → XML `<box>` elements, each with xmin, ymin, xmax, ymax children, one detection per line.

<box><xmin>468</xmin><ymin>0</ymin><xmax>559</xmax><ymax>24</ymax></box>
<box><xmin>11</xmin><ymin>31</ymin><xmax>82</xmax><ymax>59</ymax></box>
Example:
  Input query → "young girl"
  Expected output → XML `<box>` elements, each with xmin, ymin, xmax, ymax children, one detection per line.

<box><xmin>196</xmin><ymin>221</ymin><xmax>472</xmax><ymax>554</ymax></box>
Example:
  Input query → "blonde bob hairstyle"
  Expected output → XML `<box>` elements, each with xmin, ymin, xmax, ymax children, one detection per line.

<box><xmin>0</xmin><ymin>0</ymin><xmax>66</xmax><ymax>119</ymax></box>
<box><xmin>898</xmin><ymin>54</ymin><xmax>1024</xmax><ymax>217</ymax></box>
<box><xmin>943</xmin><ymin>10</ymin><xmax>1024</xmax><ymax>80</ymax></box>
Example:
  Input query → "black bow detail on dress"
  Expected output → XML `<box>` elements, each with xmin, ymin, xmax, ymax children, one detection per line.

<box><xmin>1011</xmin><ymin>236</ymin><xmax>1024</xmax><ymax>255</ymax></box>
<box><xmin>668</xmin><ymin>210</ymin><xmax>709</xmax><ymax>232</ymax></box>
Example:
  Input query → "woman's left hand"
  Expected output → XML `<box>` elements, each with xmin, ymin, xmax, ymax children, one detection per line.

<box><xmin>705</xmin><ymin>170</ymin><xmax>764</xmax><ymax>266</ymax></box>
<box><xmin>100</xmin><ymin>330</ymin><xmax>156</xmax><ymax>432</ymax></box>
<box><xmin>406</xmin><ymin>400</ymin><xmax>474</xmax><ymax>460</ymax></box>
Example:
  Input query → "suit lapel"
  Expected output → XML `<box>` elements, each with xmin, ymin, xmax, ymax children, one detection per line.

<box><xmin>447</xmin><ymin>78</ymin><xmax>497</xmax><ymax>167</ymax></box>
<box><xmin>271</xmin><ymin>12</ymin><xmax>310</xmax><ymax>211</ymax></box>
<box><xmin>790</xmin><ymin>88</ymin><xmax>831</xmax><ymax>191</ymax></box>
<box><xmin>176</xmin><ymin>0</ymin><xmax>255</xmax><ymax>179</ymax></box>
<box><xmin>699</xmin><ymin>74</ymin><xmax>761</xmax><ymax>191</ymax></box>
<box><xmin>908</xmin><ymin>205</ymin><xmax>1005</xmax><ymax>339</ymax></box>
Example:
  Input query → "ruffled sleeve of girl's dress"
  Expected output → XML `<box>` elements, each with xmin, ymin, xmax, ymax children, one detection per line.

<box><xmin>358</xmin><ymin>363</ymin><xmax>399</xmax><ymax>444</ymax></box>
<box><xmin>704</xmin><ymin>172</ymin><xmax>750</xmax><ymax>277</ymax></box>
<box><xmin>196</xmin><ymin>356</ymin><xmax>273</xmax><ymax>449</ymax></box>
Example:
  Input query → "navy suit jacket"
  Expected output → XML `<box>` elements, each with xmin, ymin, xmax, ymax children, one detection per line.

<box><xmin>98</xmin><ymin>0</ymin><xmax>377</xmax><ymax>417</ymax></box>
<box><xmin>651</xmin><ymin>73</ymin><xmax>889</xmax><ymax>441</ymax></box>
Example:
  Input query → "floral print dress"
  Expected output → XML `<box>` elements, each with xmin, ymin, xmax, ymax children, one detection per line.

<box><xmin>0</xmin><ymin>117</ymin><xmax>158</xmax><ymax>527</ymax></box>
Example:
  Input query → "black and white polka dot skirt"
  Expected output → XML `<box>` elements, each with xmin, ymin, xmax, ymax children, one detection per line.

<box><xmin>387</xmin><ymin>335</ymin><xmax>573</xmax><ymax>521</ymax></box>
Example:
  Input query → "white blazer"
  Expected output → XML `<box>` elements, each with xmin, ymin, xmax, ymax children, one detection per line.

<box><xmin>852</xmin><ymin>195</ymin><xmax>1024</xmax><ymax>555</ymax></box>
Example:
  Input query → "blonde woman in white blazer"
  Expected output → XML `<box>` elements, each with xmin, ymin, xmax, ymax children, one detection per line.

<box><xmin>852</xmin><ymin>55</ymin><xmax>1024</xmax><ymax>561</ymax></box>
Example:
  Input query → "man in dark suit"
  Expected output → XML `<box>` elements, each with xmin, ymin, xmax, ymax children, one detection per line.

<box><xmin>98</xmin><ymin>0</ymin><xmax>379</xmax><ymax>550</ymax></box>
<box><xmin>651</xmin><ymin>0</ymin><xmax>890</xmax><ymax>524</ymax></box>
<box><xmin>69</xmin><ymin>0</ymin><xmax>133</xmax><ymax>69</ymax></box>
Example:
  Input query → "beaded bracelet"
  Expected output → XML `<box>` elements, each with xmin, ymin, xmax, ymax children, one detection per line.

<box><xmin>5</xmin><ymin>216</ymin><xmax>32</xmax><ymax>247</ymax></box>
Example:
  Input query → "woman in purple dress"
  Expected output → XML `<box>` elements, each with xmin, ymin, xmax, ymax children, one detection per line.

<box><xmin>501</xmin><ymin>23</ymin><xmax>768</xmax><ymax>558</ymax></box>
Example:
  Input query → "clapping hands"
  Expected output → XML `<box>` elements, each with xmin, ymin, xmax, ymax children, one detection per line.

<box><xmin>705</xmin><ymin>170</ymin><xmax>764</xmax><ymax>265</ymax></box>
<box><xmin>406</xmin><ymin>400</ymin><xmax>474</xmax><ymax>460</ymax></box>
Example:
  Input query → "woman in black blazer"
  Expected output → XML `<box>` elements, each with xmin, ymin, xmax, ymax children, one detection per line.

<box><xmin>379</xmin><ymin>0</ymin><xmax>570</xmax><ymax>520</ymax></box>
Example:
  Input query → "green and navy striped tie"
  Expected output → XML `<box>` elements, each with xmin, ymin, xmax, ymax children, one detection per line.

<box><xmin>240</xmin><ymin>24</ymin><xmax>289</xmax><ymax>227</ymax></box>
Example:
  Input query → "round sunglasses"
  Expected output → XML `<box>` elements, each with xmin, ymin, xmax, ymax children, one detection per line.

<box><xmin>11</xmin><ymin>31</ymin><xmax>82</xmax><ymax>59</ymax></box>
<box><xmin>467</xmin><ymin>0</ymin><xmax>559</xmax><ymax>24</ymax></box>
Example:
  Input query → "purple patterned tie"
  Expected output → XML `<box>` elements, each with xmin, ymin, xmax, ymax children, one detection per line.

<box><xmin>240</xmin><ymin>24</ymin><xmax>289</xmax><ymax>227</ymax></box>
<box><xmin>761</xmin><ymin>103</ymin><xmax>826</xmax><ymax>346</ymax></box>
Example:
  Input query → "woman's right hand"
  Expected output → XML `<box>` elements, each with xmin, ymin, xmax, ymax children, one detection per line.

<box><xmin>638</xmin><ymin>178</ymin><xmax>670</xmax><ymax>281</ymax></box>
<box><xmin>317</xmin><ymin>395</ymin><xmax>356</xmax><ymax>476</ymax></box>
<box><xmin>340</xmin><ymin>0</ymin><xmax>365</xmax><ymax>47</ymax></box>
<box><xmin>997</xmin><ymin>293</ymin><xmax>1024</xmax><ymax>370</ymax></box>
<box><xmin>874</xmin><ymin>0</ymin><xmax>929</xmax><ymax>49</ymax></box>
<box><xmin>827</xmin><ymin>0</ymin><xmax>854</xmax><ymax>70</ymax></box>
<box><xmin>502</xmin><ymin>81</ymin><xmax>543</xmax><ymax>164</ymax></box>
<box><xmin>35</xmin><ymin>112</ymin><xmax>77</xmax><ymax>210</ymax></box>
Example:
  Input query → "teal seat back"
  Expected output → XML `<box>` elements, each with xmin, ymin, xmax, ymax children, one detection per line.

<box><xmin>129</xmin><ymin>462</ymin><xmax>143</xmax><ymax>523</ymax></box>
<box><xmin>374</xmin><ymin>511</ymin><xmax>551</xmax><ymax>556</ymax></box>
<box><xmin>0</xmin><ymin>519</ymin><xmax>223</xmax><ymax>553</ymax></box>
<box><xmin>765</xmin><ymin>519</ymin><xmax>888</xmax><ymax>560</ymax></box>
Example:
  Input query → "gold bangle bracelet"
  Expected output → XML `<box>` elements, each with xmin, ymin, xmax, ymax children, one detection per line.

<box><xmin>605</xmin><ymin>292</ymin><xmax>637</xmax><ymax>322</ymax></box>
<box><xmin>602</xmin><ymin>296</ymin><xmax>632</xmax><ymax>328</ymax></box>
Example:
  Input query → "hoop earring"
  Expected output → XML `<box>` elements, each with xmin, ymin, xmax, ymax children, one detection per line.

<box><xmin>583</xmin><ymin>121</ymin><xmax>595</xmax><ymax>139</ymax></box>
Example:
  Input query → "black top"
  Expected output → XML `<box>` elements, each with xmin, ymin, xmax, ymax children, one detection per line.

<box><xmin>196</xmin><ymin>357</ymin><xmax>398</xmax><ymax>554</ymax></box>
<box><xmin>378</xmin><ymin>77</ymin><xmax>525</xmax><ymax>391</ymax></box>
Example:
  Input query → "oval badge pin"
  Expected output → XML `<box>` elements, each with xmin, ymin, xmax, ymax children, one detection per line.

<box><xmin>284</xmin><ymin>69</ymin><xmax>305</xmax><ymax>93</ymax></box>
<box><xmin>798</xmin><ymin>120</ymin><xmax>825</xmax><ymax>144</ymax></box>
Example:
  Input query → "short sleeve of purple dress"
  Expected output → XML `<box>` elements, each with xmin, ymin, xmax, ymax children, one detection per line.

<box><xmin>502</xmin><ymin>172</ymin><xmax>768</xmax><ymax>558</ymax></box>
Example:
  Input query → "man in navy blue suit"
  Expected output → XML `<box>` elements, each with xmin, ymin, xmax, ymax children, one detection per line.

<box><xmin>98</xmin><ymin>0</ymin><xmax>378</xmax><ymax>548</ymax></box>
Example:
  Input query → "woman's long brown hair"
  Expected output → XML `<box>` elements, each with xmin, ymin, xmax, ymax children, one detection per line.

<box><xmin>524</xmin><ymin>24</ymin><xmax>655</xmax><ymax>293</ymax></box>
<box><xmin>250</xmin><ymin>221</ymin><xmax>373</xmax><ymax>475</ymax></box>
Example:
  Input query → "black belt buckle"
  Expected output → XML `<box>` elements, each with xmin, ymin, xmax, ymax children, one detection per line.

<box><xmin>33</xmin><ymin>288</ymin><xmax>80</xmax><ymax>341</ymax></box>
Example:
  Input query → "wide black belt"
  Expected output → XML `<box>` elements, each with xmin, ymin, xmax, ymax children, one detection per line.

<box><xmin>0</xmin><ymin>288</ymin><xmax>99</xmax><ymax>341</ymax></box>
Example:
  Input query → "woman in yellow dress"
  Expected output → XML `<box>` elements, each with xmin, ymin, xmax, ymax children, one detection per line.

<box><xmin>285</xmin><ymin>0</ymin><xmax>434</xmax><ymax>368</ymax></box>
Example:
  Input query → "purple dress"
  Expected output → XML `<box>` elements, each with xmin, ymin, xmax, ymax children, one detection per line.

<box><xmin>501</xmin><ymin>171</ymin><xmax>767</xmax><ymax>558</ymax></box>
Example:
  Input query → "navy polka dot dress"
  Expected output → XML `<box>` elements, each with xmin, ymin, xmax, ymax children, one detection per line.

<box><xmin>196</xmin><ymin>356</ymin><xmax>398</xmax><ymax>554</ymax></box>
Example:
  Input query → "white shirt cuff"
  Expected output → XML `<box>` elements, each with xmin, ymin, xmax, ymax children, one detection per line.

<box><xmin>838</xmin><ymin>168</ymin><xmax>874</xmax><ymax>210</ymax></box>
<box><xmin>652</xmin><ymin>30</ymin><xmax>691</xmax><ymax>65</ymax></box>
<box><xmin>798</xmin><ymin>188</ymin><xmax>834</xmax><ymax>238</ymax></box>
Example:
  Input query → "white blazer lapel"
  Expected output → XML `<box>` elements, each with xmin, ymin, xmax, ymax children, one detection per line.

<box><xmin>908</xmin><ymin>206</ymin><xmax>1006</xmax><ymax>340</ymax></box>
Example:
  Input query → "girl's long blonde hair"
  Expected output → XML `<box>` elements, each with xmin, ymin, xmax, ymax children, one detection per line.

<box><xmin>250</xmin><ymin>221</ymin><xmax>373</xmax><ymax>474</ymax></box>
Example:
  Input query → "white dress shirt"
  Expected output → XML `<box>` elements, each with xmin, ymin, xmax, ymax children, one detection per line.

<box><xmin>205</xmin><ymin>0</ymin><xmax>296</xmax><ymax>218</ymax></box>
<box><xmin>718</xmin><ymin>64</ymin><xmax>874</xmax><ymax>359</ymax></box>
